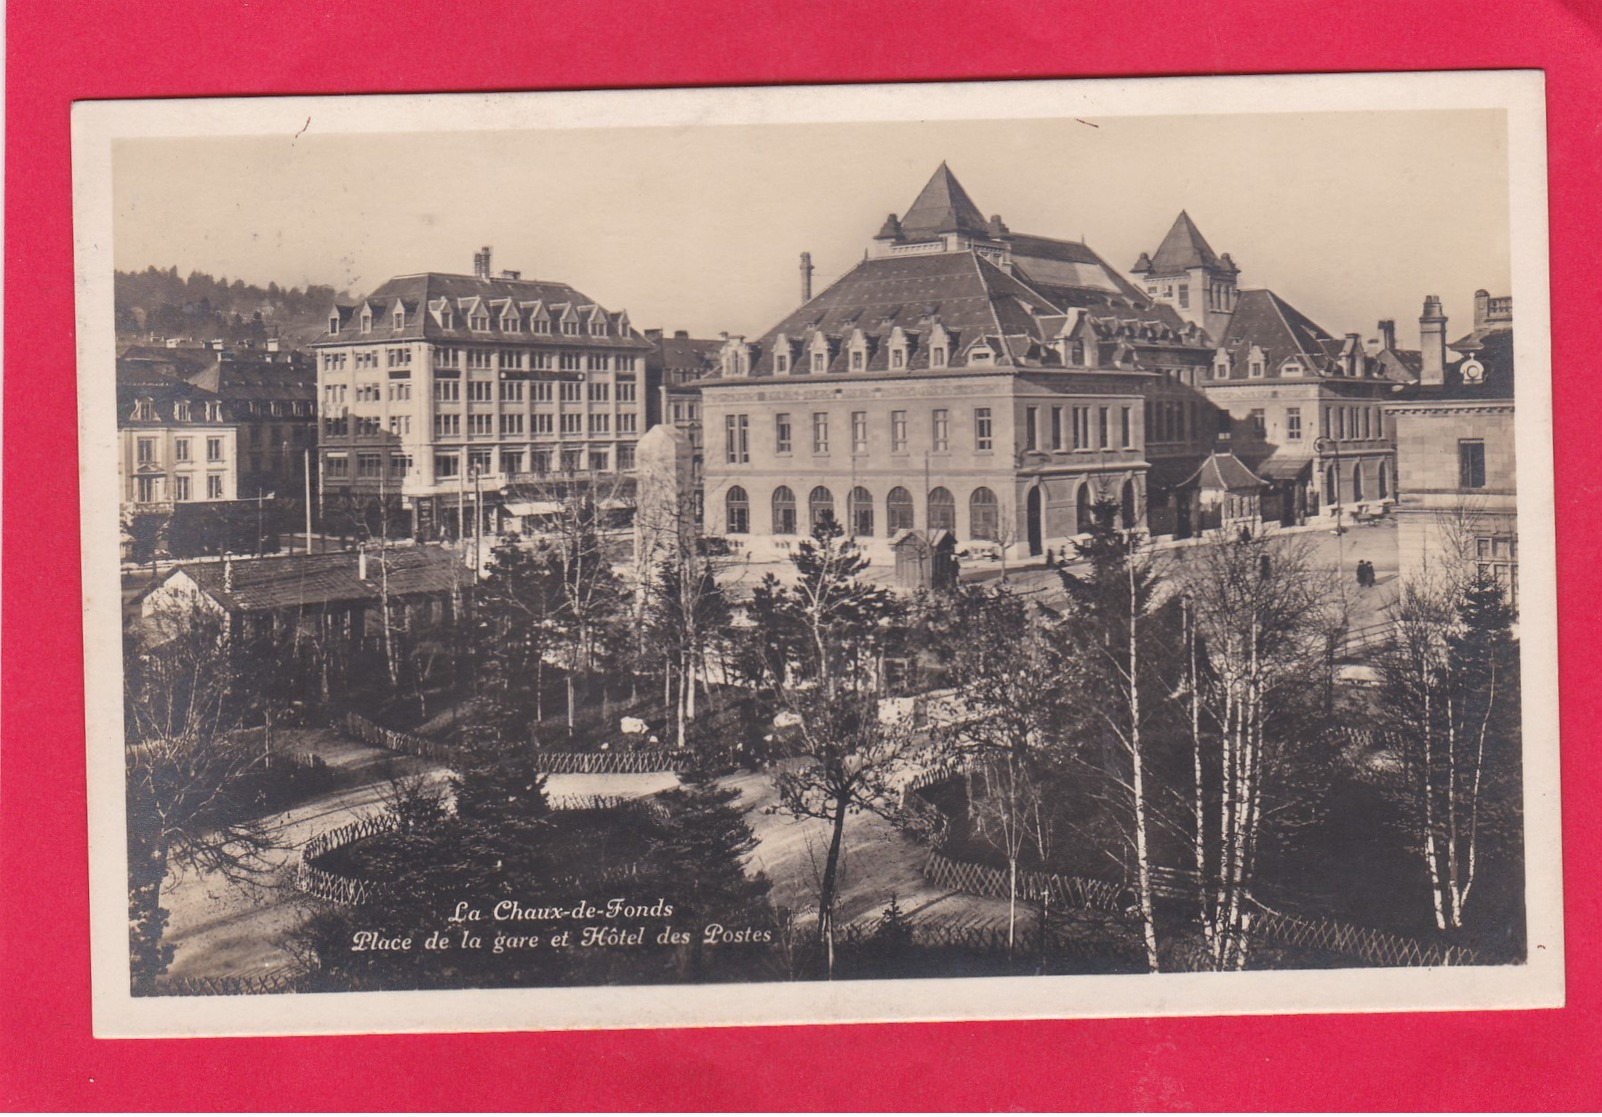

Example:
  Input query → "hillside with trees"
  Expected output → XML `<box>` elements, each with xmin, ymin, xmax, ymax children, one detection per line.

<box><xmin>115</xmin><ymin>265</ymin><xmax>347</xmax><ymax>347</ymax></box>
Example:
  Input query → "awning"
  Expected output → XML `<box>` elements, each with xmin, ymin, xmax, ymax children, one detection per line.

<box><xmin>1250</xmin><ymin>453</ymin><xmax>1315</xmax><ymax>481</ymax></box>
<box><xmin>504</xmin><ymin>500</ymin><xmax>562</xmax><ymax>517</ymax></box>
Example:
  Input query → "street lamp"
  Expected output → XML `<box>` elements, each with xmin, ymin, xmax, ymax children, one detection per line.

<box><xmin>1314</xmin><ymin>434</ymin><xmax>1346</xmax><ymax>587</ymax></box>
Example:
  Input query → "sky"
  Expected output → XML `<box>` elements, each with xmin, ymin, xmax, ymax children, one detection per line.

<box><xmin>112</xmin><ymin>108</ymin><xmax>1511</xmax><ymax>344</ymax></box>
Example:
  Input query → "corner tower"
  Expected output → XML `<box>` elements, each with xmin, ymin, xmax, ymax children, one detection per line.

<box><xmin>1130</xmin><ymin>211</ymin><xmax>1239</xmax><ymax>340</ymax></box>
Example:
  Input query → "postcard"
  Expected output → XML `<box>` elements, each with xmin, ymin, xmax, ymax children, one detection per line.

<box><xmin>75</xmin><ymin>69</ymin><xmax>1561</xmax><ymax>1037</ymax></box>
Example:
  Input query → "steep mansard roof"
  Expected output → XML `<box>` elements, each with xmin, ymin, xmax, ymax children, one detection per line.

<box><xmin>311</xmin><ymin>272</ymin><xmax>651</xmax><ymax>350</ymax></box>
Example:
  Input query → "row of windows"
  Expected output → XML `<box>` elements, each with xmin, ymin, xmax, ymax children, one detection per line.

<box><xmin>428</xmin><ymin>379</ymin><xmax>636</xmax><ymax>404</ymax></box>
<box><xmin>724</xmin><ymin>484</ymin><xmax>1000</xmax><ymax>539</ymax></box>
<box><xmin>130</xmin><ymin>398</ymin><xmax>224</xmax><ymax>423</ymax></box>
<box><xmin>132</xmin><ymin>474</ymin><xmax>226</xmax><ymax>502</ymax></box>
<box><xmin>324</xmin><ymin>347</ymin><xmax>638</xmax><ymax>373</ymax></box>
<box><xmin>327</xmin><ymin>444</ymin><xmax>638</xmax><ymax>481</ymax></box>
<box><xmin>772</xmin><ymin>343</ymin><xmax>940</xmax><ymax>375</ymax></box>
<box><xmin>339</xmin><ymin>306</ymin><xmax>619</xmax><ymax>338</ymax></box>
<box><xmin>1023</xmin><ymin>404</ymin><xmax>1134</xmax><ymax>452</ymax></box>
<box><xmin>135</xmin><ymin>436</ymin><xmax>225</xmax><ymax>465</ymax></box>
<box><xmin>1322</xmin><ymin>461</ymin><xmax>1392</xmax><ymax>504</ymax></box>
<box><xmin>1324</xmin><ymin>405</ymin><xmax>1384</xmax><ymax>441</ymax></box>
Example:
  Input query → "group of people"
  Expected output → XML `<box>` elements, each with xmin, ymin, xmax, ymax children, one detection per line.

<box><xmin>1355</xmin><ymin>559</ymin><xmax>1379</xmax><ymax>588</ymax></box>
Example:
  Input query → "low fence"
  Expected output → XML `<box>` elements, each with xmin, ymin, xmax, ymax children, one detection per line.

<box><xmin>155</xmin><ymin>969</ymin><xmax>301</xmax><ymax>997</ymax></box>
<box><xmin>530</xmin><ymin>749</ymin><xmax>691</xmax><ymax>775</ymax></box>
<box><xmin>341</xmin><ymin>712</ymin><xmax>463</xmax><ymax>766</ymax></box>
<box><xmin>922</xmin><ymin>850</ymin><xmax>1125</xmax><ymax>915</ymax></box>
<box><xmin>295</xmin><ymin>812</ymin><xmax>397</xmax><ymax>906</ymax></box>
<box><xmin>1248</xmin><ymin>904</ymin><xmax>1479</xmax><ymax>967</ymax></box>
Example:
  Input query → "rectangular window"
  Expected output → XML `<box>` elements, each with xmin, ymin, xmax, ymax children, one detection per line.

<box><xmin>533</xmin><ymin>414</ymin><xmax>554</xmax><ymax>435</ymax></box>
<box><xmin>388</xmin><ymin>381</ymin><xmax>412</xmax><ymax>402</ymax></box>
<box><xmin>206</xmin><ymin>474</ymin><xmax>224</xmax><ymax>500</ymax></box>
<box><xmin>357</xmin><ymin>452</ymin><xmax>383</xmax><ymax>478</ymax></box>
<box><xmin>174</xmin><ymin>438</ymin><xmax>190</xmax><ymax>462</ymax></box>
<box><xmin>433</xmin><ymin>380</ymin><xmax>460</xmax><ymax>403</ymax></box>
<box><xmin>775</xmin><ymin>413</ymin><xmax>793</xmax><ymax>454</ymax></box>
<box><xmin>890</xmin><ymin>348</ymin><xmax>906</xmax><ymax>370</ymax></box>
<box><xmin>1459</xmin><ymin>439</ymin><xmax>1487</xmax><ymax>489</ymax></box>
<box><xmin>812</xmin><ymin>412</ymin><xmax>829</xmax><ymax>454</ymax></box>
<box><xmin>391</xmin><ymin>454</ymin><xmax>411</xmax><ymax>478</ymax></box>
<box><xmin>388</xmin><ymin>416</ymin><xmax>411</xmax><ymax>437</ymax></box>
<box><xmin>1098</xmin><ymin>407</ymin><xmax>1110</xmax><ymax>449</ymax></box>
<box><xmin>560</xmin><ymin>448</ymin><xmax>582</xmax><ymax>472</ymax></box>
<box><xmin>136</xmin><ymin>438</ymin><xmax>156</xmax><ymax>465</ymax></box>
<box><xmin>434</xmin><ymin>453</ymin><xmax>459</xmax><ymax>479</ymax></box>
<box><xmin>1073</xmin><ymin>406</ymin><xmax>1091</xmax><ymax>450</ymax></box>
<box><xmin>1286</xmin><ymin>407</ymin><xmax>1302</xmax><ymax>441</ymax></box>
<box><xmin>616</xmin><ymin>379</ymin><xmax>637</xmax><ymax>403</ymax></box>
<box><xmin>1178</xmin><ymin>283</ymin><xmax>1190</xmax><ymax>309</ymax></box>
<box><xmin>560</xmin><ymin>413</ymin><xmax>583</xmax><ymax>435</ymax></box>
<box><xmin>433</xmin><ymin>414</ymin><xmax>460</xmax><ymax>437</ymax></box>
<box><xmin>589</xmin><ymin>450</ymin><xmax>610</xmax><ymax>472</ymax></box>
<box><xmin>1024</xmin><ymin>406</ymin><xmax>1038</xmax><ymax>451</ymax></box>
<box><xmin>1361</xmin><ymin>407</ymin><xmax>1372</xmax><ymax>439</ymax></box>
<box><xmin>325</xmin><ymin>454</ymin><xmax>349</xmax><ymax>479</ymax></box>
<box><xmin>500</xmin><ymin>380</ymin><xmax>525</xmax><ymax>402</ymax></box>
<box><xmin>852</xmin><ymin>411</ymin><xmax>868</xmax><ymax>454</ymax></box>
<box><xmin>468</xmin><ymin>414</ymin><xmax>493</xmax><ymax>437</ymax></box>
<box><xmin>500</xmin><ymin>451</ymin><xmax>523</xmax><ymax>476</ymax></box>
<box><xmin>468</xmin><ymin>448</ymin><xmax>493</xmax><ymax>474</ymax></box>
<box><xmin>932</xmin><ymin>408</ymin><xmax>949</xmax><ymax>452</ymax></box>
<box><xmin>173</xmin><ymin>475</ymin><xmax>190</xmax><ymax>501</ymax></box>
<box><xmin>466</xmin><ymin>350</ymin><xmax>493</xmax><ymax>370</ymax></box>
<box><xmin>559</xmin><ymin>381</ymin><xmax>583</xmax><ymax>402</ymax></box>
<box><xmin>617</xmin><ymin>413</ymin><xmax>637</xmax><ymax>434</ymax></box>
<box><xmin>467</xmin><ymin>380</ymin><xmax>494</xmax><ymax>402</ymax></box>
<box><xmin>531</xmin><ymin>450</ymin><xmax>552</xmax><ymax>474</ymax></box>
<box><xmin>1051</xmin><ymin>407</ymin><xmax>1064</xmax><ymax>451</ymax></box>
<box><xmin>206</xmin><ymin>437</ymin><xmax>223</xmax><ymax>462</ymax></box>
<box><xmin>387</xmin><ymin>348</ymin><xmax>411</xmax><ymax>367</ymax></box>
<box><xmin>500</xmin><ymin>414</ymin><xmax>525</xmax><ymax>436</ymax></box>
<box><xmin>618</xmin><ymin>445</ymin><xmax>636</xmax><ymax>471</ymax></box>
<box><xmin>974</xmin><ymin>407</ymin><xmax>994</xmax><ymax>452</ymax></box>
<box><xmin>559</xmin><ymin>352</ymin><xmax>583</xmax><ymax>372</ymax></box>
<box><xmin>850</xmin><ymin>349</ymin><xmax>865</xmax><ymax>371</ymax></box>
<box><xmin>812</xmin><ymin>352</ymin><xmax>825</xmax><ymax>373</ymax></box>
<box><xmin>588</xmin><ymin>381</ymin><xmax>611</xmax><ymax>402</ymax></box>
<box><xmin>931</xmin><ymin>346</ymin><xmax>946</xmax><ymax>367</ymax></box>
<box><xmin>590</xmin><ymin>413</ymin><xmax>611</xmax><ymax>435</ymax></box>
<box><xmin>891</xmin><ymin>410</ymin><xmax>908</xmax><ymax>453</ymax></box>
<box><xmin>1121</xmin><ymin>406</ymin><xmax>1132</xmax><ymax>448</ymax></box>
<box><xmin>1249</xmin><ymin>409</ymin><xmax>1266</xmax><ymax>439</ymax></box>
<box><xmin>136</xmin><ymin>476</ymin><xmax>158</xmax><ymax>503</ymax></box>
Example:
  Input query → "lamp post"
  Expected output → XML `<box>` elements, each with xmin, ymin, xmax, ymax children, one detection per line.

<box><xmin>1314</xmin><ymin>434</ymin><xmax>1345</xmax><ymax>583</ymax></box>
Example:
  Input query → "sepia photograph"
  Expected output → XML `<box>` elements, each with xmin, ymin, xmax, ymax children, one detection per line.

<box><xmin>73</xmin><ymin>71</ymin><xmax>1561</xmax><ymax>1037</ymax></box>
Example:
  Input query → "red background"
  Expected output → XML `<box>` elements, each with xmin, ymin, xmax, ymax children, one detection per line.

<box><xmin>5</xmin><ymin>0</ymin><xmax>1600</xmax><ymax>1108</ymax></box>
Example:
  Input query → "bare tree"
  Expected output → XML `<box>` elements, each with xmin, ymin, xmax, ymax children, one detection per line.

<box><xmin>774</xmin><ymin>692</ymin><xmax>923</xmax><ymax>978</ymax></box>
<box><xmin>1176</xmin><ymin>529</ymin><xmax>1340</xmax><ymax>970</ymax></box>
<box><xmin>124</xmin><ymin>604</ymin><xmax>283</xmax><ymax>991</ymax></box>
<box><xmin>1378</xmin><ymin>504</ymin><xmax>1520</xmax><ymax>933</ymax></box>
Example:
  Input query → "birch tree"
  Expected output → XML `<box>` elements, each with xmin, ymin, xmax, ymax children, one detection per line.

<box><xmin>1177</xmin><ymin>529</ymin><xmax>1339</xmax><ymax>970</ymax></box>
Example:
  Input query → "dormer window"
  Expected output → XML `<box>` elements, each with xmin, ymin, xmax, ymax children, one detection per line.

<box><xmin>393</xmin><ymin>306</ymin><xmax>406</xmax><ymax>330</ymax></box>
<box><xmin>534</xmin><ymin>318</ymin><xmax>551</xmax><ymax>335</ymax></box>
<box><xmin>175</xmin><ymin>400</ymin><xmax>191</xmax><ymax>422</ymax></box>
<box><xmin>562</xmin><ymin>318</ymin><xmax>579</xmax><ymax>336</ymax></box>
<box><xmin>1282</xmin><ymin>362</ymin><xmax>1302</xmax><ymax>377</ymax></box>
<box><xmin>589</xmin><ymin>317</ymin><xmax>607</xmax><ymax>337</ymax></box>
<box><xmin>470</xmin><ymin>311</ymin><xmax>490</xmax><ymax>331</ymax></box>
<box><xmin>931</xmin><ymin>346</ymin><xmax>947</xmax><ymax>367</ymax></box>
<box><xmin>850</xmin><ymin>349</ymin><xmax>865</xmax><ymax>371</ymax></box>
<box><xmin>890</xmin><ymin>348</ymin><xmax>905</xmax><ymax>370</ymax></box>
<box><xmin>1249</xmin><ymin>360</ymin><xmax>1264</xmax><ymax>378</ymax></box>
<box><xmin>501</xmin><ymin>311</ymin><xmax>521</xmax><ymax>333</ymax></box>
<box><xmin>205</xmin><ymin>401</ymin><xmax>221</xmax><ymax>421</ymax></box>
<box><xmin>441</xmin><ymin>309</ymin><xmax>454</xmax><ymax>330</ymax></box>
<box><xmin>360</xmin><ymin>310</ymin><xmax>372</xmax><ymax>334</ymax></box>
<box><xmin>811</xmin><ymin>351</ymin><xmax>825</xmax><ymax>373</ymax></box>
<box><xmin>775</xmin><ymin>353</ymin><xmax>789</xmax><ymax>374</ymax></box>
<box><xmin>133</xmin><ymin>398</ymin><xmax>155</xmax><ymax>421</ymax></box>
<box><xmin>329</xmin><ymin>315</ymin><xmax>341</xmax><ymax>335</ymax></box>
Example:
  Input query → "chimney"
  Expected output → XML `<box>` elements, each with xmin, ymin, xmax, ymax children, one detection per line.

<box><xmin>1343</xmin><ymin>333</ymin><xmax>1361</xmax><ymax>377</ymax></box>
<box><xmin>223</xmin><ymin>558</ymin><xmax>234</xmax><ymax>594</ymax></box>
<box><xmin>473</xmin><ymin>246</ymin><xmax>493</xmax><ymax>279</ymax></box>
<box><xmin>800</xmin><ymin>251</ymin><xmax>814</xmax><ymax>302</ymax></box>
<box><xmin>1377</xmin><ymin>319</ymin><xmax>1396</xmax><ymax>352</ymax></box>
<box><xmin>358</xmin><ymin>544</ymin><xmax>368</xmax><ymax>582</ymax></box>
<box><xmin>1473</xmin><ymin>288</ymin><xmax>1490</xmax><ymax>332</ymax></box>
<box><xmin>500</xmin><ymin>269</ymin><xmax>521</xmax><ymax>280</ymax></box>
<box><xmin>1419</xmin><ymin>295</ymin><xmax>1447</xmax><ymax>385</ymax></box>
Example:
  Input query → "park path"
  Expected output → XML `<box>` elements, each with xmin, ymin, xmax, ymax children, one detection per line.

<box><xmin>723</xmin><ymin>770</ymin><xmax>1021</xmax><ymax>936</ymax></box>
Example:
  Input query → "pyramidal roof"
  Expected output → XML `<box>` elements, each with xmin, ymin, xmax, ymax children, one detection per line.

<box><xmin>1146</xmin><ymin>211</ymin><xmax>1227</xmax><ymax>274</ymax></box>
<box><xmin>898</xmin><ymin>162</ymin><xmax>991</xmax><ymax>239</ymax></box>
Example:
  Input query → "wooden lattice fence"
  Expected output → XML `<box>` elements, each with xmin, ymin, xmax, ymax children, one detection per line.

<box><xmin>529</xmin><ymin>749</ymin><xmax>692</xmax><ymax>775</ymax></box>
<box><xmin>155</xmin><ymin>969</ymin><xmax>301</xmax><ymax>996</ymax></box>
<box><xmin>923</xmin><ymin>850</ymin><xmax>1125</xmax><ymax>915</ymax></box>
<box><xmin>1247</xmin><ymin>905</ymin><xmax>1479</xmax><ymax>968</ymax></box>
<box><xmin>341</xmin><ymin>712</ymin><xmax>463</xmax><ymax>765</ymax></box>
